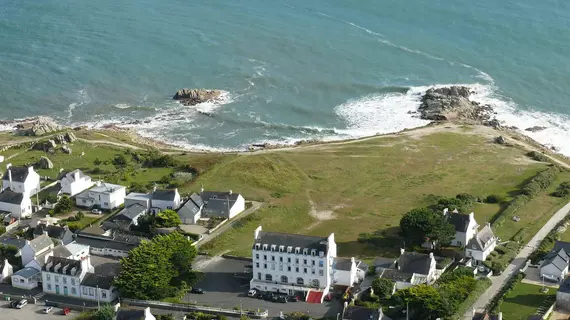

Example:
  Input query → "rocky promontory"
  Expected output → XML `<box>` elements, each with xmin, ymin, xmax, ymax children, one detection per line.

<box><xmin>0</xmin><ymin>116</ymin><xmax>62</xmax><ymax>136</ymax></box>
<box><xmin>418</xmin><ymin>86</ymin><xmax>494</xmax><ymax>124</ymax></box>
<box><xmin>173</xmin><ymin>89</ymin><xmax>223</xmax><ymax>106</ymax></box>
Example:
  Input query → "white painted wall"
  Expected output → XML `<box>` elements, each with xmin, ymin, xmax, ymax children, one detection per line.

<box><xmin>541</xmin><ymin>264</ymin><xmax>568</xmax><ymax>282</ymax></box>
<box><xmin>229</xmin><ymin>195</ymin><xmax>246</xmax><ymax>219</ymax></box>
<box><xmin>89</xmin><ymin>246</ymin><xmax>129</xmax><ymax>258</ymax></box>
<box><xmin>42</xmin><ymin>271</ymin><xmax>83</xmax><ymax>298</ymax></box>
<box><xmin>0</xmin><ymin>196</ymin><xmax>32</xmax><ymax>218</ymax></box>
<box><xmin>61</xmin><ymin>174</ymin><xmax>94</xmax><ymax>196</ymax></box>
<box><xmin>11</xmin><ymin>275</ymin><xmax>39</xmax><ymax>290</ymax></box>
<box><xmin>78</xmin><ymin>187</ymin><xmax>126</xmax><ymax>210</ymax></box>
<box><xmin>2</xmin><ymin>167</ymin><xmax>40</xmax><ymax>196</ymax></box>
<box><xmin>0</xmin><ymin>261</ymin><xmax>13</xmax><ymax>282</ymax></box>
<box><xmin>80</xmin><ymin>285</ymin><xmax>119</xmax><ymax>303</ymax></box>
<box><xmin>152</xmin><ymin>192</ymin><xmax>182</xmax><ymax>211</ymax></box>
<box><xmin>466</xmin><ymin>239</ymin><xmax>497</xmax><ymax>262</ymax></box>
<box><xmin>21</xmin><ymin>241</ymin><xmax>54</xmax><ymax>266</ymax></box>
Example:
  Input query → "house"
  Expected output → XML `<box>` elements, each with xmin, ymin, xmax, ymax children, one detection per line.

<box><xmin>59</xmin><ymin>169</ymin><xmax>94</xmax><ymax>196</ymax></box>
<box><xmin>342</xmin><ymin>306</ymin><xmax>392</xmax><ymax>320</ymax></box>
<box><xmin>11</xmin><ymin>267</ymin><xmax>41</xmax><ymax>290</ymax></box>
<box><xmin>0</xmin><ymin>237</ymin><xmax>27</xmax><ymax>257</ymax></box>
<box><xmin>0</xmin><ymin>259</ymin><xmax>13</xmax><ymax>282</ymax></box>
<box><xmin>74</xmin><ymin>232</ymin><xmax>141</xmax><ymax>258</ymax></box>
<box><xmin>124</xmin><ymin>192</ymin><xmax>152</xmax><ymax>211</ymax></box>
<box><xmin>102</xmin><ymin>204</ymin><xmax>147</xmax><ymax>231</ymax></box>
<box><xmin>540</xmin><ymin>241</ymin><xmax>570</xmax><ymax>282</ymax></box>
<box><xmin>250</xmin><ymin>226</ymin><xmax>336</xmax><ymax>303</ymax></box>
<box><xmin>34</xmin><ymin>225</ymin><xmax>74</xmax><ymax>245</ymax></box>
<box><xmin>177</xmin><ymin>193</ymin><xmax>204</xmax><ymax>224</ymax></box>
<box><xmin>75</xmin><ymin>182</ymin><xmax>126</xmax><ymax>210</ymax></box>
<box><xmin>0</xmin><ymin>188</ymin><xmax>32</xmax><ymax>218</ymax></box>
<box><xmin>444</xmin><ymin>209</ymin><xmax>478</xmax><ymax>247</ymax></box>
<box><xmin>116</xmin><ymin>307</ymin><xmax>156</xmax><ymax>320</ymax></box>
<box><xmin>21</xmin><ymin>234</ymin><xmax>54</xmax><ymax>266</ymax></box>
<box><xmin>42</xmin><ymin>256</ymin><xmax>89</xmax><ymax>297</ymax></box>
<box><xmin>378</xmin><ymin>249</ymin><xmax>438</xmax><ymax>290</ymax></box>
<box><xmin>557</xmin><ymin>277</ymin><xmax>570</xmax><ymax>310</ymax></box>
<box><xmin>80</xmin><ymin>273</ymin><xmax>119</xmax><ymax>303</ymax></box>
<box><xmin>36</xmin><ymin>215</ymin><xmax>62</xmax><ymax>227</ymax></box>
<box><xmin>151</xmin><ymin>188</ymin><xmax>181</xmax><ymax>212</ymax></box>
<box><xmin>201</xmin><ymin>190</ymin><xmax>245</xmax><ymax>219</ymax></box>
<box><xmin>2</xmin><ymin>164</ymin><xmax>40</xmax><ymax>196</ymax></box>
<box><xmin>465</xmin><ymin>223</ymin><xmax>498</xmax><ymax>265</ymax></box>
<box><xmin>334</xmin><ymin>257</ymin><xmax>358</xmax><ymax>287</ymax></box>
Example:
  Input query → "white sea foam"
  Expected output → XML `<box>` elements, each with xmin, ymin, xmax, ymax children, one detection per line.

<box><xmin>68</xmin><ymin>88</ymin><xmax>91</xmax><ymax>119</ymax></box>
<box><xmin>113</xmin><ymin>103</ymin><xmax>131</xmax><ymax>109</ymax></box>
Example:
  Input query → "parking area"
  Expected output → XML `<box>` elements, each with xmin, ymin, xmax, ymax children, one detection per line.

<box><xmin>189</xmin><ymin>256</ymin><xmax>342</xmax><ymax>318</ymax></box>
<box><xmin>0</xmin><ymin>301</ymin><xmax>77</xmax><ymax>320</ymax></box>
<box><xmin>522</xmin><ymin>266</ymin><xmax>561</xmax><ymax>288</ymax></box>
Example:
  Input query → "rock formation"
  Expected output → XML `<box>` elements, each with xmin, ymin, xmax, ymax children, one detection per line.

<box><xmin>37</xmin><ymin>156</ymin><xmax>54</xmax><ymax>169</ymax></box>
<box><xmin>173</xmin><ymin>89</ymin><xmax>223</xmax><ymax>106</ymax></box>
<box><xmin>65</xmin><ymin>131</ymin><xmax>76</xmax><ymax>142</ymax></box>
<box><xmin>495</xmin><ymin>136</ymin><xmax>508</xmax><ymax>145</ymax></box>
<box><xmin>61</xmin><ymin>146</ymin><xmax>72</xmax><ymax>154</ymax></box>
<box><xmin>15</xmin><ymin>116</ymin><xmax>62</xmax><ymax>136</ymax></box>
<box><xmin>418</xmin><ymin>86</ymin><xmax>493</xmax><ymax>124</ymax></box>
<box><xmin>32</xmin><ymin>139</ymin><xmax>57</xmax><ymax>151</ymax></box>
<box><xmin>525</xmin><ymin>126</ymin><xmax>547</xmax><ymax>132</ymax></box>
<box><xmin>54</xmin><ymin>134</ymin><xmax>67</xmax><ymax>145</ymax></box>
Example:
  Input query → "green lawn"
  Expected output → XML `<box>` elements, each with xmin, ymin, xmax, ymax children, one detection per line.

<box><xmin>198</xmin><ymin>130</ymin><xmax>551</xmax><ymax>257</ymax></box>
<box><xmin>500</xmin><ymin>283</ymin><xmax>555</xmax><ymax>319</ymax></box>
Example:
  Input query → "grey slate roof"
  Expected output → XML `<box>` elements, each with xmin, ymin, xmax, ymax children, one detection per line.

<box><xmin>0</xmin><ymin>237</ymin><xmax>27</xmax><ymax>249</ymax></box>
<box><xmin>468</xmin><ymin>225</ymin><xmax>496</xmax><ymax>251</ymax></box>
<box><xmin>28</xmin><ymin>234</ymin><xmax>53</xmax><ymax>253</ymax></box>
<box><xmin>374</xmin><ymin>257</ymin><xmax>397</xmax><ymax>269</ymax></box>
<box><xmin>34</xmin><ymin>225</ymin><xmax>73</xmax><ymax>243</ymax></box>
<box><xmin>13</xmin><ymin>267</ymin><xmax>41</xmax><ymax>279</ymax></box>
<box><xmin>58</xmin><ymin>169</ymin><xmax>86</xmax><ymax>182</ymax></box>
<box><xmin>0</xmin><ymin>188</ymin><xmax>25</xmax><ymax>205</ymax></box>
<box><xmin>152</xmin><ymin>189</ymin><xmax>178</xmax><ymax>201</ymax></box>
<box><xmin>335</xmin><ymin>257</ymin><xmax>354</xmax><ymax>271</ymax></box>
<box><xmin>541</xmin><ymin>248</ymin><xmax>570</xmax><ymax>271</ymax></box>
<box><xmin>552</xmin><ymin>241</ymin><xmax>570</xmax><ymax>254</ymax></box>
<box><xmin>255</xmin><ymin>231</ymin><xmax>328</xmax><ymax>252</ymax></box>
<box><xmin>190</xmin><ymin>193</ymin><xmax>204</xmax><ymax>208</ymax></box>
<box><xmin>52</xmin><ymin>245</ymin><xmax>73</xmax><ymax>258</ymax></box>
<box><xmin>380</xmin><ymin>269</ymin><xmax>413</xmax><ymax>282</ymax></box>
<box><xmin>80</xmin><ymin>273</ymin><xmax>115</xmax><ymax>290</ymax></box>
<box><xmin>559</xmin><ymin>277</ymin><xmax>570</xmax><ymax>294</ymax></box>
<box><xmin>116</xmin><ymin>309</ymin><xmax>146</xmax><ymax>320</ymax></box>
<box><xmin>201</xmin><ymin>191</ymin><xmax>239</xmax><ymax>212</ymax></box>
<box><xmin>446</xmin><ymin>212</ymin><xmax>472</xmax><ymax>232</ymax></box>
<box><xmin>397</xmin><ymin>252</ymin><xmax>432</xmax><ymax>275</ymax></box>
<box><xmin>74</xmin><ymin>235</ymin><xmax>139</xmax><ymax>252</ymax></box>
<box><xmin>3</xmin><ymin>166</ymin><xmax>30</xmax><ymax>183</ymax></box>
<box><xmin>43</xmin><ymin>256</ymin><xmax>82</xmax><ymax>275</ymax></box>
<box><xmin>114</xmin><ymin>204</ymin><xmax>146</xmax><ymax>222</ymax></box>
<box><xmin>178</xmin><ymin>198</ymin><xmax>201</xmax><ymax>220</ymax></box>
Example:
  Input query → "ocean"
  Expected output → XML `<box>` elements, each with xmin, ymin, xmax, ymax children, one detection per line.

<box><xmin>1</xmin><ymin>0</ymin><xmax>569</xmax><ymax>154</ymax></box>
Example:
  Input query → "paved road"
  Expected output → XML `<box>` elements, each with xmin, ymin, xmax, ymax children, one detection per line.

<box><xmin>462</xmin><ymin>200</ymin><xmax>570</xmax><ymax>319</ymax></box>
<box><xmin>196</xmin><ymin>201</ymin><xmax>263</xmax><ymax>249</ymax></box>
<box><xmin>0</xmin><ymin>301</ymin><xmax>78</xmax><ymax>320</ymax></box>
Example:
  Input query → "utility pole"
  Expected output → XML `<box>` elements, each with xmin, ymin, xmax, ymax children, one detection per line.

<box><xmin>96</xmin><ymin>284</ymin><xmax>100</xmax><ymax>310</ymax></box>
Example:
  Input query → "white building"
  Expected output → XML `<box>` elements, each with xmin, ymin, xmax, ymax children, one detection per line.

<box><xmin>21</xmin><ymin>234</ymin><xmax>54</xmax><ymax>266</ymax></box>
<box><xmin>80</xmin><ymin>273</ymin><xmax>119</xmax><ymax>303</ymax></box>
<box><xmin>201</xmin><ymin>190</ymin><xmax>245</xmax><ymax>219</ymax></box>
<box><xmin>42</xmin><ymin>256</ymin><xmax>89</xmax><ymax>298</ymax></box>
<box><xmin>444</xmin><ymin>209</ymin><xmax>478</xmax><ymax>247</ymax></box>
<box><xmin>377</xmin><ymin>249</ymin><xmax>439</xmax><ymax>291</ymax></box>
<box><xmin>75</xmin><ymin>182</ymin><xmax>126</xmax><ymax>210</ymax></box>
<box><xmin>465</xmin><ymin>223</ymin><xmax>498</xmax><ymax>265</ymax></box>
<box><xmin>59</xmin><ymin>169</ymin><xmax>94</xmax><ymax>196</ymax></box>
<box><xmin>151</xmin><ymin>188</ymin><xmax>181</xmax><ymax>212</ymax></box>
<box><xmin>177</xmin><ymin>193</ymin><xmax>204</xmax><ymax>224</ymax></box>
<box><xmin>250</xmin><ymin>226</ymin><xmax>336</xmax><ymax>303</ymax></box>
<box><xmin>11</xmin><ymin>267</ymin><xmax>41</xmax><ymax>290</ymax></box>
<box><xmin>0</xmin><ymin>188</ymin><xmax>32</xmax><ymax>218</ymax></box>
<box><xmin>0</xmin><ymin>259</ymin><xmax>13</xmax><ymax>282</ymax></box>
<box><xmin>124</xmin><ymin>192</ymin><xmax>152</xmax><ymax>211</ymax></box>
<box><xmin>74</xmin><ymin>232</ymin><xmax>141</xmax><ymax>258</ymax></box>
<box><xmin>2</xmin><ymin>164</ymin><xmax>41</xmax><ymax>197</ymax></box>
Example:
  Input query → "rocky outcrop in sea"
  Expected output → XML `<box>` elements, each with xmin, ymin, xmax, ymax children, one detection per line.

<box><xmin>173</xmin><ymin>88</ymin><xmax>223</xmax><ymax>106</ymax></box>
<box><xmin>418</xmin><ymin>86</ymin><xmax>494</xmax><ymax>124</ymax></box>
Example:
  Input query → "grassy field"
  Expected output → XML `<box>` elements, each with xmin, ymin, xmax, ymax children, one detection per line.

<box><xmin>500</xmin><ymin>283</ymin><xmax>555</xmax><ymax>319</ymax></box>
<box><xmin>197</xmin><ymin>128</ymin><xmax>556</xmax><ymax>257</ymax></box>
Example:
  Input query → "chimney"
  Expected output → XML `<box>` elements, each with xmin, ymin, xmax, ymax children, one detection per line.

<box><xmin>429</xmin><ymin>252</ymin><xmax>434</xmax><ymax>259</ymax></box>
<box><xmin>497</xmin><ymin>312</ymin><xmax>502</xmax><ymax>320</ymax></box>
<box><xmin>443</xmin><ymin>208</ymin><xmax>448</xmax><ymax>216</ymax></box>
<box><xmin>469</xmin><ymin>212</ymin><xmax>474</xmax><ymax>219</ymax></box>
<box><xmin>28</xmin><ymin>166</ymin><xmax>34</xmax><ymax>173</ymax></box>
<box><xmin>400</xmin><ymin>248</ymin><xmax>405</xmax><ymax>255</ymax></box>
<box><xmin>153</xmin><ymin>185</ymin><xmax>157</xmax><ymax>193</ymax></box>
<box><xmin>7</xmin><ymin>165</ymin><xmax>12</xmax><ymax>190</ymax></box>
<box><xmin>229</xmin><ymin>189</ymin><xmax>232</xmax><ymax>195</ymax></box>
<box><xmin>74</xmin><ymin>170</ymin><xmax>80</xmax><ymax>181</ymax></box>
<box><xmin>486</xmin><ymin>222</ymin><xmax>491</xmax><ymax>228</ymax></box>
<box><xmin>200</xmin><ymin>186</ymin><xmax>204</xmax><ymax>193</ymax></box>
<box><xmin>254</xmin><ymin>226</ymin><xmax>262</xmax><ymax>240</ymax></box>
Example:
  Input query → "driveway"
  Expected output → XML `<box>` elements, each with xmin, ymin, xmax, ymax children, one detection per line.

<box><xmin>463</xmin><ymin>200</ymin><xmax>570</xmax><ymax>318</ymax></box>
<box><xmin>522</xmin><ymin>266</ymin><xmax>560</xmax><ymax>288</ymax></box>
<box><xmin>0</xmin><ymin>301</ymin><xmax>78</xmax><ymax>320</ymax></box>
<box><xmin>188</xmin><ymin>256</ymin><xmax>342</xmax><ymax>319</ymax></box>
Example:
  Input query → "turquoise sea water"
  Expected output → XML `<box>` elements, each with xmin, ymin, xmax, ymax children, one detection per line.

<box><xmin>1</xmin><ymin>0</ymin><xmax>569</xmax><ymax>153</ymax></box>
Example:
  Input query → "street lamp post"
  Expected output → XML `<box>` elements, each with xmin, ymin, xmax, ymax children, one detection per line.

<box><xmin>96</xmin><ymin>285</ymin><xmax>100</xmax><ymax>310</ymax></box>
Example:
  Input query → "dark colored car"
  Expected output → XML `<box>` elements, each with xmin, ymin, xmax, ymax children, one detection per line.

<box><xmin>190</xmin><ymin>288</ymin><xmax>204</xmax><ymax>294</ymax></box>
<box><xmin>262</xmin><ymin>293</ymin><xmax>275</xmax><ymax>301</ymax></box>
<box><xmin>277</xmin><ymin>296</ymin><xmax>288</xmax><ymax>303</ymax></box>
<box><xmin>288</xmin><ymin>295</ymin><xmax>300</xmax><ymax>302</ymax></box>
<box><xmin>255</xmin><ymin>292</ymin><xmax>264</xmax><ymax>299</ymax></box>
<box><xmin>9</xmin><ymin>301</ymin><xmax>18</xmax><ymax>308</ymax></box>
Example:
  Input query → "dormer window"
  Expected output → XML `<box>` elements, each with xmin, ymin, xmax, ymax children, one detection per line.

<box><xmin>279</xmin><ymin>246</ymin><xmax>284</xmax><ymax>253</ymax></box>
<box><xmin>263</xmin><ymin>244</ymin><xmax>268</xmax><ymax>251</ymax></box>
<box><xmin>303</xmin><ymin>248</ymin><xmax>308</xmax><ymax>256</ymax></box>
<box><xmin>270</xmin><ymin>245</ymin><xmax>276</xmax><ymax>252</ymax></box>
<box><xmin>287</xmin><ymin>246</ymin><xmax>292</xmax><ymax>253</ymax></box>
<box><xmin>311</xmin><ymin>249</ymin><xmax>316</xmax><ymax>257</ymax></box>
<box><xmin>255</xmin><ymin>244</ymin><xmax>261</xmax><ymax>250</ymax></box>
<box><xmin>319</xmin><ymin>251</ymin><xmax>324</xmax><ymax>257</ymax></box>
<box><xmin>295</xmin><ymin>247</ymin><xmax>300</xmax><ymax>254</ymax></box>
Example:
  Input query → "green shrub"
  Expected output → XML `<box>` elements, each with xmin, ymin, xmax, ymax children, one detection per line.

<box><xmin>552</xmin><ymin>181</ymin><xmax>570</xmax><ymax>198</ymax></box>
<box><xmin>495</xmin><ymin>246</ymin><xmax>507</xmax><ymax>255</ymax></box>
<box><xmin>486</xmin><ymin>194</ymin><xmax>505</xmax><ymax>204</ymax></box>
<box><xmin>527</xmin><ymin>151</ymin><xmax>550</xmax><ymax>162</ymax></box>
<box><xmin>521</xmin><ymin>166</ymin><xmax>561</xmax><ymax>197</ymax></box>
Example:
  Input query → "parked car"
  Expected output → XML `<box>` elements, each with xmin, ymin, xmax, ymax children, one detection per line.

<box><xmin>43</xmin><ymin>306</ymin><xmax>53</xmax><ymax>314</ymax></box>
<box><xmin>288</xmin><ymin>295</ymin><xmax>300</xmax><ymax>302</ymax></box>
<box><xmin>262</xmin><ymin>293</ymin><xmax>275</xmax><ymax>301</ymax></box>
<box><xmin>255</xmin><ymin>292</ymin><xmax>264</xmax><ymax>299</ymax></box>
<box><xmin>15</xmin><ymin>299</ymin><xmax>27</xmax><ymax>309</ymax></box>
<box><xmin>277</xmin><ymin>296</ymin><xmax>288</xmax><ymax>303</ymax></box>
<box><xmin>91</xmin><ymin>208</ymin><xmax>102</xmax><ymax>214</ymax></box>
<box><xmin>248</xmin><ymin>289</ymin><xmax>257</xmax><ymax>297</ymax></box>
<box><xmin>190</xmin><ymin>287</ymin><xmax>204</xmax><ymax>294</ymax></box>
<box><xmin>62</xmin><ymin>308</ymin><xmax>71</xmax><ymax>315</ymax></box>
<box><xmin>9</xmin><ymin>301</ymin><xmax>18</xmax><ymax>308</ymax></box>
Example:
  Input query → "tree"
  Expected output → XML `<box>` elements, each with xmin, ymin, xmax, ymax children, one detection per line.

<box><xmin>0</xmin><ymin>244</ymin><xmax>21</xmax><ymax>267</ymax></box>
<box><xmin>93</xmin><ymin>158</ymin><xmax>102</xmax><ymax>166</ymax></box>
<box><xmin>112</xmin><ymin>154</ymin><xmax>129</xmax><ymax>171</ymax></box>
<box><xmin>114</xmin><ymin>232</ymin><xmax>197</xmax><ymax>300</ymax></box>
<box><xmin>394</xmin><ymin>285</ymin><xmax>450</xmax><ymax>320</ymax></box>
<box><xmin>130</xmin><ymin>181</ymin><xmax>150</xmax><ymax>193</ymax></box>
<box><xmin>93</xmin><ymin>304</ymin><xmax>115</xmax><ymax>320</ymax></box>
<box><xmin>154</xmin><ymin>209</ymin><xmax>182</xmax><ymax>228</ymax></box>
<box><xmin>371</xmin><ymin>278</ymin><xmax>394</xmax><ymax>299</ymax></box>
<box><xmin>51</xmin><ymin>195</ymin><xmax>73</xmax><ymax>215</ymax></box>
<box><xmin>399</xmin><ymin>208</ymin><xmax>454</xmax><ymax>247</ymax></box>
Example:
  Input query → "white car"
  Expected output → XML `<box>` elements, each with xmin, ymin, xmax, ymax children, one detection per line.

<box><xmin>248</xmin><ymin>289</ymin><xmax>257</xmax><ymax>297</ymax></box>
<box><xmin>91</xmin><ymin>209</ymin><xmax>102</xmax><ymax>214</ymax></box>
<box><xmin>15</xmin><ymin>299</ymin><xmax>27</xmax><ymax>309</ymax></box>
<box><xmin>43</xmin><ymin>306</ymin><xmax>53</xmax><ymax>314</ymax></box>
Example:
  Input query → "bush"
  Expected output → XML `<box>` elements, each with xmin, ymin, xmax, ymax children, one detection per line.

<box><xmin>527</xmin><ymin>151</ymin><xmax>550</xmax><ymax>163</ymax></box>
<box><xmin>486</xmin><ymin>194</ymin><xmax>505</xmax><ymax>204</ymax></box>
<box><xmin>495</xmin><ymin>246</ymin><xmax>507</xmax><ymax>255</ymax></box>
<box><xmin>553</xmin><ymin>181</ymin><xmax>570</xmax><ymax>198</ymax></box>
<box><xmin>371</xmin><ymin>278</ymin><xmax>394</xmax><ymax>299</ymax></box>
<box><xmin>0</xmin><ymin>225</ymin><xmax>5</xmax><ymax>235</ymax></box>
<box><xmin>521</xmin><ymin>166</ymin><xmax>561</xmax><ymax>197</ymax></box>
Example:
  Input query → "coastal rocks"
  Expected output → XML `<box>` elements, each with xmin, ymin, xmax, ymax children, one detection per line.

<box><xmin>64</xmin><ymin>131</ymin><xmax>76</xmax><ymax>142</ymax></box>
<box><xmin>525</xmin><ymin>126</ymin><xmax>547</xmax><ymax>132</ymax></box>
<box><xmin>54</xmin><ymin>134</ymin><xmax>67</xmax><ymax>145</ymax></box>
<box><xmin>32</xmin><ymin>139</ymin><xmax>57</xmax><ymax>151</ymax></box>
<box><xmin>495</xmin><ymin>136</ymin><xmax>508</xmax><ymax>145</ymax></box>
<box><xmin>61</xmin><ymin>146</ymin><xmax>72</xmax><ymax>154</ymax></box>
<box><xmin>418</xmin><ymin>86</ymin><xmax>493</xmax><ymax>124</ymax></box>
<box><xmin>173</xmin><ymin>88</ymin><xmax>223</xmax><ymax>106</ymax></box>
<box><xmin>15</xmin><ymin>116</ymin><xmax>62</xmax><ymax>136</ymax></box>
<box><xmin>37</xmin><ymin>156</ymin><xmax>53</xmax><ymax>169</ymax></box>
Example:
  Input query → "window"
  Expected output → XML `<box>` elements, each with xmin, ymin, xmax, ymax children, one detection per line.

<box><xmin>287</xmin><ymin>258</ymin><xmax>291</xmax><ymax>263</ymax></box>
<box><xmin>279</xmin><ymin>246</ymin><xmax>284</xmax><ymax>253</ymax></box>
<box><xmin>295</xmin><ymin>258</ymin><xmax>299</xmax><ymax>264</ymax></box>
<box><xmin>46</xmin><ymin>274</ymin><xmax>50</xmax><ymax>281</ymax></box>
<box><xmin>102</xmin><ymin>291</ymin><xmax>107</xmax><ymax>299</ymax></box>
<box><xmin>303</xmin><ymin>259</ymin><xmax>307</xmax><ymax>265</ymax></box>
<box><xmin>257</xmin><ymin>273</ymin><xmax>261</xmax><ymax>280</ymax></box>
<box><xmin>89</xmin><ymin>288</ymin><xmax>94</xmax><ymax>295</ymax></box>
<box><xmin>255</xmin><ymin>244</ymin><xmax>261</xmax><ymax>250</ymax></box>
<box><xmin>83</xmin><ymin>287</ymin><xmax>88</xmax><ymax>295</ymax></box>
<box><xmin>271</xmin><ymin>264</ymin><xmax>275</xmax><ymax>270</ymax></box>
<box><xmin>303</xmin><ymin>249</ymin><xmax>308</xmax><ymax>255</ymax></box>
<box><xmin>295</xmin><ymin>248</ymin><xmax>300</xmax><ymax>254</ymax></box>
<box><xmin>281</xmin><ymin>276</ymin><xmax>288</xmax><ymax>283</ymax></box>
<box><xmin>279</xmin><ymin>257</ymin><xmax>283</xmax><ymax>262</ymax></box>
<box><xmin>255</xmin><ymin>254</ymin><xmax>259</xmax><ymax>259</ymax></box>
<box><xmin>263</xmin><ymin>255</ymin><xmax>267</xmax><ymax>260</ymax></box>
<box><xmin>263</xmin><ymin>244</ymin><xmax>268</xmax><ymax>251</ymax></box>
<box><xmin>312</xmin><ymin>260</ymin><xmax>315</xmax><ymax>266</ymax></box>
<box><xmin>311</xmin><ymin>250</ymin><xmax>316</xmax><ymax>257</ymax></box>
<box><xmin>71</xmin><ymin>279</ymin><xmax>75</xmax><ymax>285</ymax></box>
<box><xmin>279</xmin><ymin>265</ymin><xmax>283</xmax><ymax>271</ymax></box>
<box><xmin>287</xmin><ymin>247</ymin><xmax>292</xmax><ymax>253</ymax></box>
<box><xmin>47</xmin><ymin>284</ymin><xmax>52</xmax><ymax>290</ymax></box>
<box><xmin>319</xmin><ymin>260</ymin><xmax>324</xmax><ymax>267</ymax></box>
<box><xmin>303</xmin><ymin>268</ymin><xmax>307</xmax><ymax>274</ymax></box>
<box><xmin>312</xmin><ymin>269</ymin><xmax>316</xmax><ymax>275</ymax></box>
<box><xmin>271</xmin><ymin>256</ymin><xmax>275</xmax><ymax>261</ymax></box>
<box><xmin>287</xmin><ymin>266</ymin><xmax>291</xmax><ymax>272</ymax></box>
<box><xmin>265</xmin><ymin>274</ymin><xmax>273</xmax><ymax>281</ymax></box>
<box><xmin>312</xmin><ymin>279</ymin><xmax>320</xmax><ymax>287</ymax></box>
<box><xmin>270</xmin><ymin>245</ymin><xmax>276</xmax><ymax>252</ymax></box>
<box><xmin>71</xmin><ymin>288</ymin><xmax>76</xmax><ymax>295</ymax></box>
<box><xmin>296</xmin><ymin>277</ymin><xmax>304</xmax><ymax>285</ymax></box>
<box><xmin>295</xmin><ymin>267</ymin><xmax>299</xmax><ymax>272</ymax></box>
<box><xmin>319</xmin><ymin>270</ymin><xmax>324</xmax><ymax>276</ymax></box>
<box><xmin>54</xmin><ymin>275</ymin><xmax>59</xmax><ymax>282</ymax></box>
<box><xmin>264</xmin><ymin>264</ymin><xmax>267</xmax><ymax>269</ymax></box>
<box><xmin>63</xmin><ymin>277</ymin><xmax>67</xmax><ymax>284</ymax></box>
<box><xmin>256</xmin><ymin>263</ymin><xmax>260</xmax><ymax>268</ymax></box>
